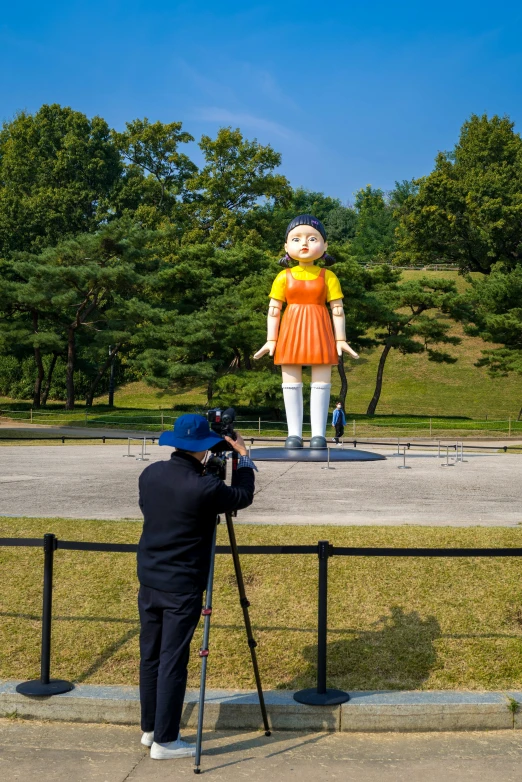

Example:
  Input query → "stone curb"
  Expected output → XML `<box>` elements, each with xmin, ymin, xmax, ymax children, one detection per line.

<box><xmin>1</xmin><ymin>682</ymin><xmax>521</xmax><ymax>732</ymax></box>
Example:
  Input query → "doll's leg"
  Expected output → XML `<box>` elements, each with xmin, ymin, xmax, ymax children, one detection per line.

<box><xmin>281</xmin><ymin>365</ymin><xmax>303</xmax><ymax>448</ymax></box>
<box><xmin>309</xmin><ymin>365</ymin><xmax>332</xmax><ymax>448</ymax></box>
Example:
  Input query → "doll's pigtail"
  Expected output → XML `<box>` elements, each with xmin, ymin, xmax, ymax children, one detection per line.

<box><xmin>278</xmin><ymin>253</ymin><xmax>292</xmax><ymax>268</ymax></box>
<box><xmin>323</xmin><ymin>253</ymin><xmax>336</xmax><ymax>266</ymax></box>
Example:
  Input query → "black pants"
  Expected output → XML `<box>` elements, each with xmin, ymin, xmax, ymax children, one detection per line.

<box><xmin>138</xmin><ymin>585</ymin><xmax>202</xmax><ymax>743</ymax></box>
<box><xmin>334</xmin><ymin>423</ymin><xmax>345</xmax><ymax>442</ymax></box>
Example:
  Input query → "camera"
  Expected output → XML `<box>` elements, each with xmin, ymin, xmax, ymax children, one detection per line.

<box><xmin>205</xmin><ymin>408</ymin><xmax>237</xmax><ymax>477</ymax></box>
<box><xmin>207</xmin><ymin>407</ymin><xmax>237</xmax><ymax>440</ymax></box>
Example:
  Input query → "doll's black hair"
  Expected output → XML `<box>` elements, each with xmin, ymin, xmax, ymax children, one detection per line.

<box><xmin>278</xmin><ymin>252</ymin><xmax>336</xmax><ymax>268</ymax></box>
<box><xmin>285</xmin><ymin>214</ymin><xmax>327</xmax><ymax>240</ymax></box>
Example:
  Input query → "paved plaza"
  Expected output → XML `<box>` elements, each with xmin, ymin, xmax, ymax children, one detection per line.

<box><xmin>0</xmin><ymin>441</ymin><xmax>520</xmax><ymax>526</ymax></box>
<box><xmin>2</xmin><ymin>721</ymin><xmax>522</xmax><ymax>781</ymax></box>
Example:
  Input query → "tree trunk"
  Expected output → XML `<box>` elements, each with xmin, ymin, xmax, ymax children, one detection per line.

<box><xmin>518</xmin><ymin>406</ymin><xmax>522</xmax><ymax>422</ymax></box>
<box><xmin>65</xmin><ymin>328</ymin><xmax>76</xmax><ymax>410</ymax></box>
<box><xmin>32</xmin><ymin>312</ymin><xmax>44</xmax><ymax>409</ymax></box>
<box><xmin>337</xmin><ymin>354</ymin><xmax>348</xmax><ymax>408</ymax></box>
<box><xmin>33</xmin><ymin>347</ymin><xmax>44</xmax><ymax>409</ymax></box>
<box><xmin>232</xmin><ymin>348</ymin><xmax>241</xmax><ymax>370</ymax></box>
<box><xmin>243</xmin><ymin>351</ymin><xmax>252</xmax><ymax>370</ymax></box>
<box><xmin>207</xmin><ymin>381</ymin><xmax>213</xmax><ymax>404</ymax></box>
<box><xmin>41</xmin><ymin>352</ymin><xmax>59</xmax><ymax>407</ymax></box>
<box><xmin>366</xmin><ymin>342</ymin><xmax>392</xmax><ymax>416</ymax></box>
<box><xmin>85</xmin><ymin>347</ymin><xmax>120</xmax><ymax>407</ymax></box>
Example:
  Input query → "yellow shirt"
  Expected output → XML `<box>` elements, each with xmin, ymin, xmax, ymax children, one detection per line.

<box><xmin>269</xmin><ymin>266</ymin><xmax>343</xmax><ymax>303</ymax></box>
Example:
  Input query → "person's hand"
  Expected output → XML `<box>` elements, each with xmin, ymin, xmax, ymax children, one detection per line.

<box><xmin>224</xmin><ymin>431</ymin><xmax>248</xmax><ymax>457</ymax></box>
<box><xmin>254</xmin><ymin>341</ymin><xmax>277</xmax><ymax>359</ymax></box>
<box><xmin>336</xmin><ymin>341</ymin><xmax>359</xmax><ymax>359</ymax></box>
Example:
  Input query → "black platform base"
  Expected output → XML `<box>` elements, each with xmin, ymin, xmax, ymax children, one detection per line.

<box><xmin>293</xmin><ymin>687</ymin><xmax>350</xmax><ymax>705</ymax></box>
<box><xmin>16</xmin><ymin>679</ymin><xmax>75</xmax><ymax>696</ymax></box>
<box><xmin>251</xmin><ymin>447</ymin><xmax>385</xmax><ymax>462</ymax></box>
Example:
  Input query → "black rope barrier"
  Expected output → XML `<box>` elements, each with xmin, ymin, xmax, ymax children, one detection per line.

<box><xmin>58</xmin><ymin>540</ymin><xmax>139</xmax><ymax>553</ymax></box>
<box><xmin>4</xmin><ymin>534</ymin><xmax>522</xmax><ymax>705</ymax></box>
<box><xmin>333</xmin><ymin>546</ymin><xmax>522</xmax><ymax>557</ymax></box>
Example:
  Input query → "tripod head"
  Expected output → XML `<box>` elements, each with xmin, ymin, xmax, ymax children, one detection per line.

<box><xmin>204</xmin><ymin>449</ymin><xmax>239</xmax><ymax>483</ymax></box>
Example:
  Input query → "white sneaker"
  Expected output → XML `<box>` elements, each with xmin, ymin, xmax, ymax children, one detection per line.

<box><xmin>141</xmin><ymin>731</ymin><xmax>154</xmax><ymax>747</ymax></box>
<box><xmin>150</xmin><ymin>737</ymin><xmax>196</xmax><ymax>760</ymax></box>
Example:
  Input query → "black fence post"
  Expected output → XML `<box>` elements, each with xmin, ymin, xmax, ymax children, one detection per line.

<box><xmin>294</xmin><ymin>541</ymin><xmax>349</xmax><ymax>706</ymax></box>
<box><xmin>16</xmin><ymin>534</ymin><xmax>74</xmax><ymax>696</ymax></box>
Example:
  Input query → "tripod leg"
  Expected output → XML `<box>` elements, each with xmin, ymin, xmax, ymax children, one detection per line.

<box><xmin>225</xmin><ymin>512</ymin><xmax>271</xmax><ymax>736</ymax></box>
<box><xmin>194</xmin><ymin>522</ymin><xmax>218</xmax><ymax>774</ymax></box>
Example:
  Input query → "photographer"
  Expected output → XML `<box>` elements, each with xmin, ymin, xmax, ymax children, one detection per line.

<box><xmin>137</xmin><ymin>413</ymin><xmax>256</xmax><ymax>761</ymax></box>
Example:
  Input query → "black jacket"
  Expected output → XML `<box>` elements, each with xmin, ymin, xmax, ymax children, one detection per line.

<box><xmin>137</xmin><ymin>451</ymin><xmax>255</xmax><ymax>593</ymax></box>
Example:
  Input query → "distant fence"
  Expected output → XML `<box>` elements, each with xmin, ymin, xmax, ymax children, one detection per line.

<box><xmin>1</xmin><ymin>408</ymin><xmax>521</xmax><ymax>439</ymax></box>
<box><xmin>0</xmin><ymin>409</ymin><xmax>522</xmax><ymax>439</ymax></box>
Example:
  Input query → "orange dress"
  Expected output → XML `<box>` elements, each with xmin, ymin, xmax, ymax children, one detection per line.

<box><xmin>274</xmin><ymin>269</ymin><xmax>338</xmax><ymax>366</ymax></box>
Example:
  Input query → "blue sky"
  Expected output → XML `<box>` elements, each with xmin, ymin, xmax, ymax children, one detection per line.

<box><xmin>1</xmin><ymin>1</ymin><xmax>522</xmax><ymax>201</ymax></box>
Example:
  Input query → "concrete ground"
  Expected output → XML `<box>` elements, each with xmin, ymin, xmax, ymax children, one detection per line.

<box><xmin>0</xmin><ymin>442</ymin><xmax>521</xmax><ymax>526</ymax></box>
<box><xmin>2</xmin><ymin>721</ymin><xmax>522</xmax><ymax>781</ymax></box>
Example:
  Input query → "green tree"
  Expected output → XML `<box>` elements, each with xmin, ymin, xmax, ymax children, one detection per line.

<box><xmin>364</xmin><ymin>273</ymin><xmax>461</xmax><ymax>415</ymax></box>
<box><xmin>324</xmin><ymin>206</ymin><xmax>358</xmax><ymax>243</ymax></box>
<box><xmin>349</xmin><ymin>186</ymin><xmax>397</xmax><ymax>264</ymax></box>
<box><xmin>396</xmin><ymin>114</ymin><xmax>522</xmax><ymax>272</ymax></box>
<box><xmin>0</xmin><ymin>224</ymin><xmax>161</xmax><ymax>409</ymax></box>
<box><xmin>460</xmin><ymin>264</ymin><xmax>522</xmax><ymax>413</ymax></box>
<box><xmin>134</xmin><ymin>245</ymin><xmax>275</xmax><ymax>403</ymax></box>
<box><xmin>0</xmin><ymin>104</ymin><xmax>121</xmax><ymax>255</ymax></box>
<box><xmin>184</xmin><ymin>127</ymin><xmax>291</xmax><ymax>245</ymax></box>
<box><xmin>111</xmin><ymin>117</ymin><xmax>197</xmax><ymax>227</ymax></box>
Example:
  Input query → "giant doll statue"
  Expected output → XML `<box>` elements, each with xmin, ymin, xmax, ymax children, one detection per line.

<box><xmin>254</xmin><ymin>214</ymin><xmax>359</xmax><ymax>449</ymax></box>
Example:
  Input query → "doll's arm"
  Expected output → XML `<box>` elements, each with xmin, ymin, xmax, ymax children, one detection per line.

<box><xmin>254</xmin><ymin>298</ymin><xmax>283</xmax><ymax>359</ymax></box>
<box><xmin>329</xmin><ymin>299</ymin><xmax>359</xmax><ymax>359</ymax></box>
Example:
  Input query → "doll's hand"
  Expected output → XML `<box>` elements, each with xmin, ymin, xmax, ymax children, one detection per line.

<box><xmin>336</xmin><ymin>341</ymin><xmax>359</xmax><ymax>359</ymax></box>
<box><xmin>254</xmin><ymin>341</ymin><xmax>277</xmax><ymax>359</ymax></box>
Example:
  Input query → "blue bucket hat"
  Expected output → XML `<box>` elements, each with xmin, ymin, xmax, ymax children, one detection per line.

<box><xmin>158</xmin><ymin>414</ymin><xmax>223</xmax><ymax>451</ymax></box>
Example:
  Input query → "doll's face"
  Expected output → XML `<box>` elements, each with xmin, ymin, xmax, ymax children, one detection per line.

<box><xmin>285</xmin><ymin>226</ymin><xmax>327</xmax><ymax>263</ymax></box>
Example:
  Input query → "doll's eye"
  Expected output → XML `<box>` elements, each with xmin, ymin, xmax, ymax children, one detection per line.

<box><xmin>309</xmin><ymin>236</ymin><xmax>317</xmax><ymax>242</ymax></box>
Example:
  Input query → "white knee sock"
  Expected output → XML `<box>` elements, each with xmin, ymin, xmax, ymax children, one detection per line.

<box><xmin>310</xmin><ymin>383</ymin><xmax>331</xmax><ymax>438</ymax></box>
<box><xmin>282</xmin><ymin>383</ymin><xmax>303</xmax><ymax>438</ymax></box>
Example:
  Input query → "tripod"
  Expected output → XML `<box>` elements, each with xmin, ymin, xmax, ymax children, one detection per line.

<box><xmin>194</xmin><ymin>453</ymin><xmax>271</xmax><ymax>774</ymax></box>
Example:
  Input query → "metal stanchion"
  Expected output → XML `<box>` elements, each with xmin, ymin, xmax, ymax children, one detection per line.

<box><xmin>123</xmin><ymin>437</ymin><xmax>134</xmax><ymax>457</ymax></box>
<box><xmin>135</xmin><ymin>438</ymin><xmax>149</xmax><ymax>462</ymax></box>
<box><xmin>460</xmin><ymin>442</ymin><xmax>468</xmax><ymax>463</ymax></box>
<box><xmin>294</xmin><ymin>542</ymin><xmax>349</xmax><ymax>706</ymax></box>
<box><xmin>441</xmin><ymin>445</ymin><xmax>454</xmax><ymax>467</ymax></box>
<box><xmin>397</xmin><ymin>446</ymin><xmax>411</xmax><ymax>469</ymax></box>
<box><xmin>321</xmin><ymin>446</ymin><xmax>335</xmax><ymax>470</ymax></box>
<box><xmin>438</xmin><ymin>440</ymin><xmax>441</xmax><ymax>458</ymax></box>
<box><xmin>16</xmin><ymin>535</ymin><xmax>74</xmax><ymax>696</ymax></box>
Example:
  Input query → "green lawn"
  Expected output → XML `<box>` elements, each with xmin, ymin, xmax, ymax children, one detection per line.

<box><xmin>3</xmin><ymin>517</ymin><xmax>522</xmax><ymax>692</ymax></box>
